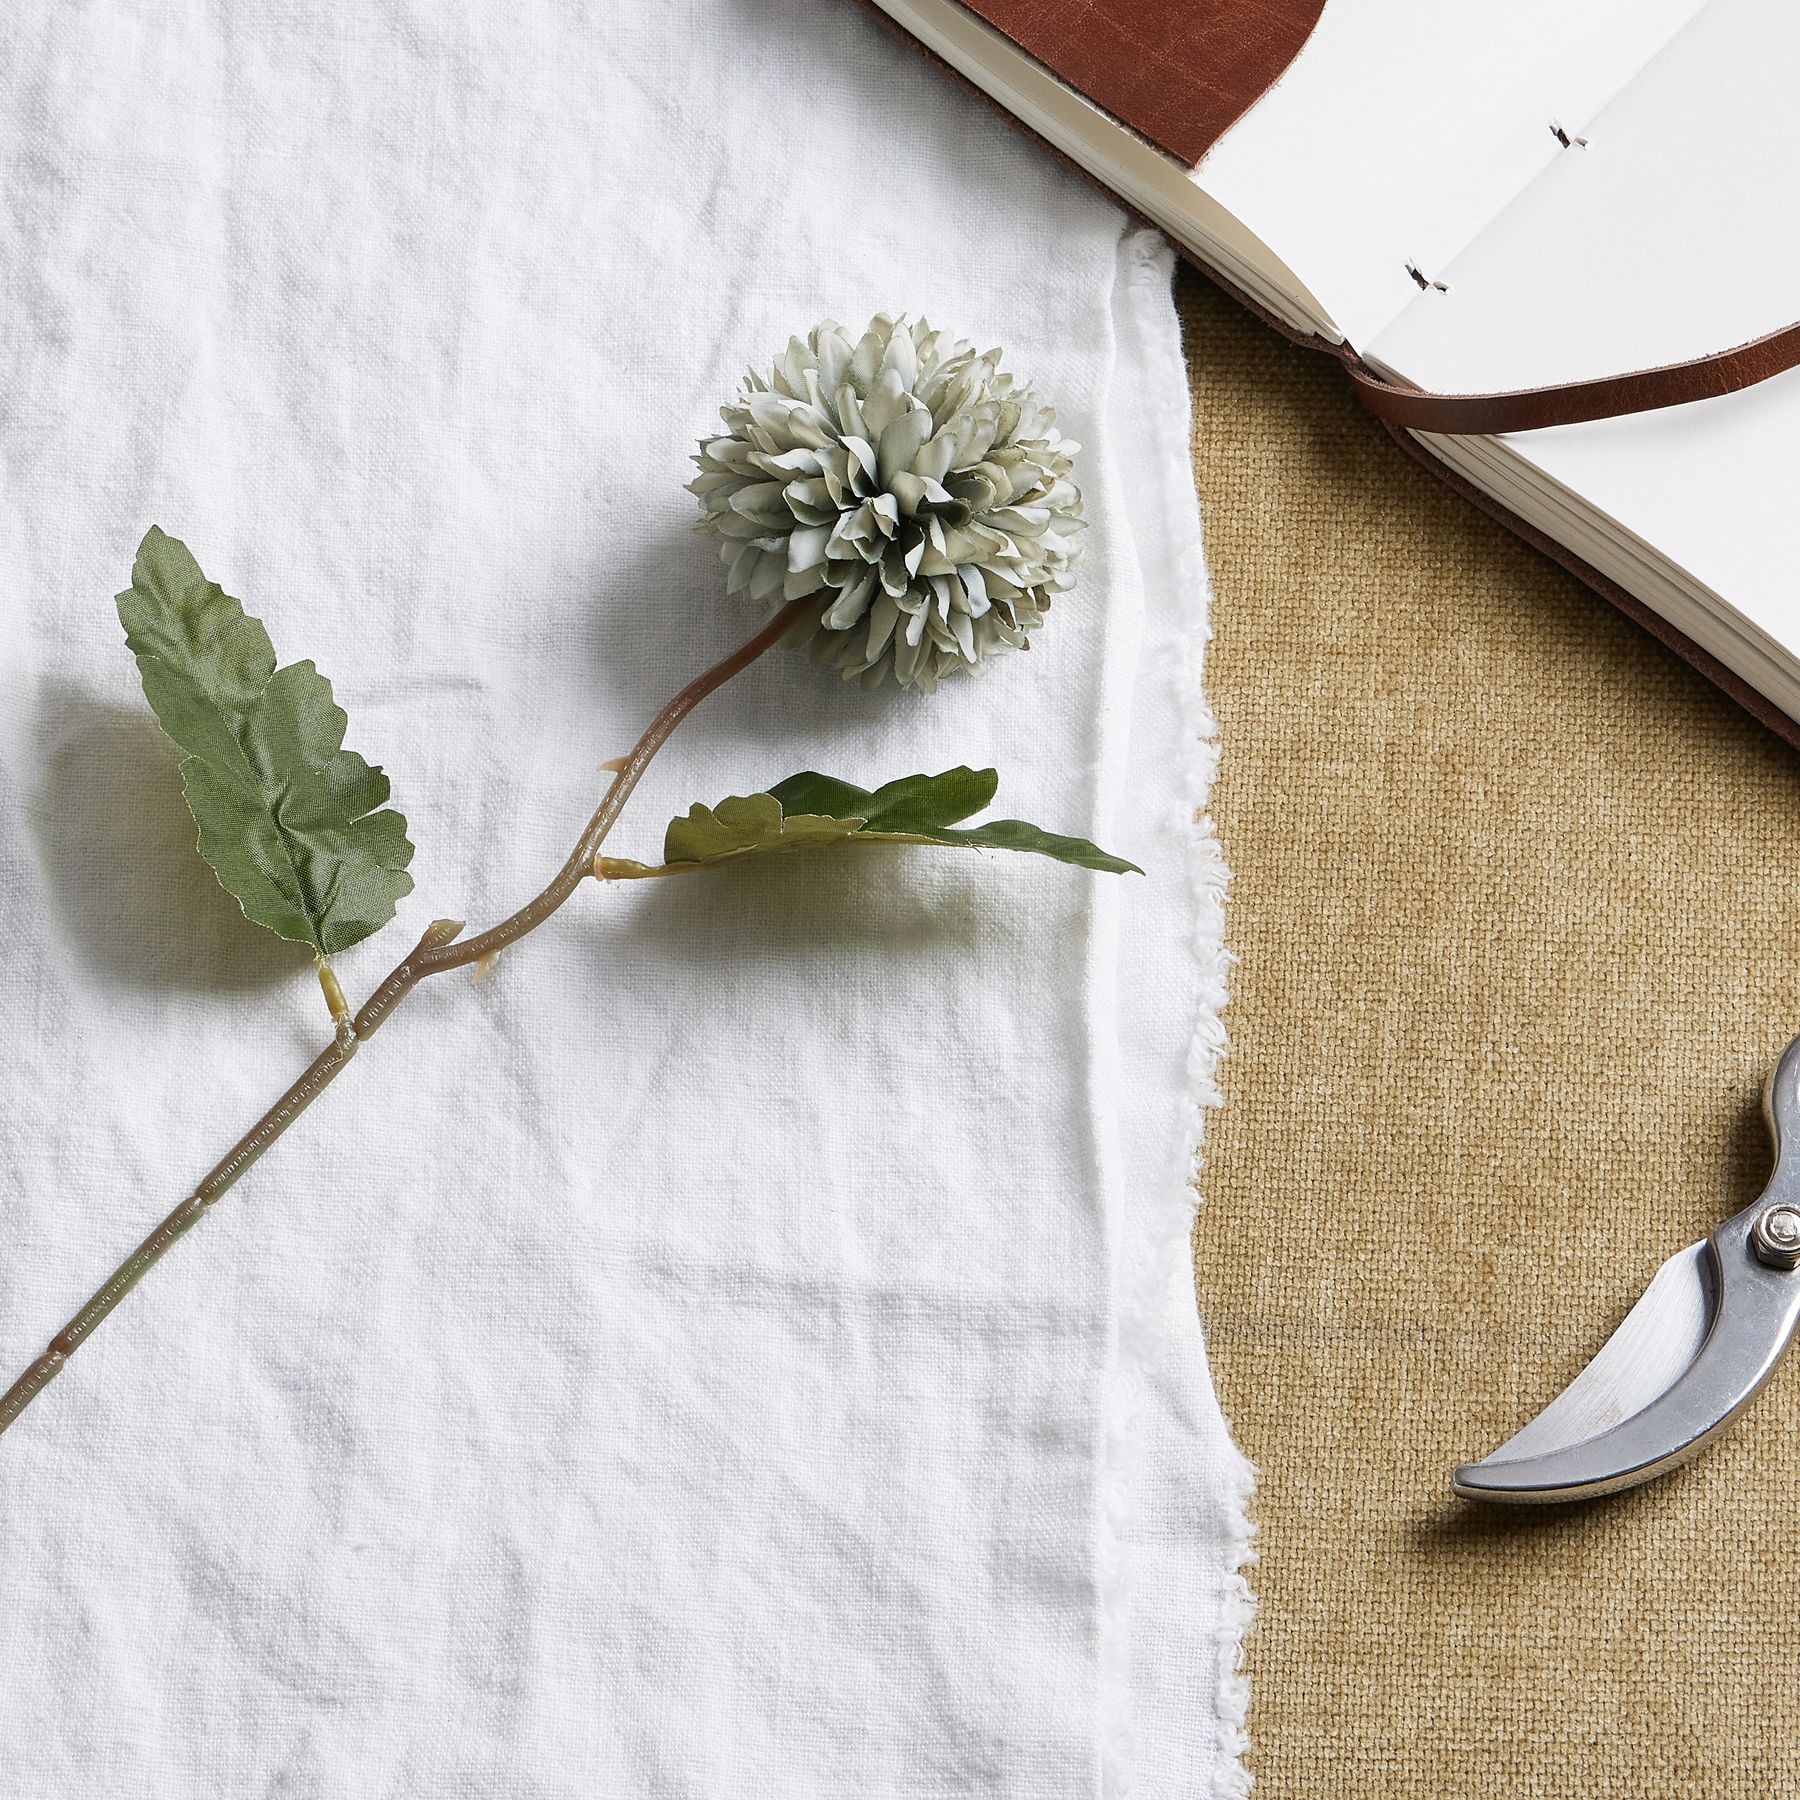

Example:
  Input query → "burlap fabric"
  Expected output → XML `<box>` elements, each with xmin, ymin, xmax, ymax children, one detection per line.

<box><xmin>1179</xmin><ymin>268</ymin><xmax>1800</xmax><ymax>1798</ymax></box>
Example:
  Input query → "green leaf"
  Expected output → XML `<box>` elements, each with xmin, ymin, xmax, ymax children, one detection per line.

<box><xmin>597</xmin><ymin>767</ymin><xmax>1141</xmax><ymax>880</ymax></box>
<box><xmin>116</xmin><ymin>527</ymin><xmax>415</xmax><ymax>957</ymax></box>
<box><xmin>663</xmin><ymin>794</ymin><xmax>866</xmax><ymax>866</ymax></box>
<box><xmin>768</xmin><ymin>766</ymin><xmax>997</xmax><ymax>832</ymax></box>
<box><xmin>909</xmin><ymin>816</ymin><xmax>1144</xmax><ymax>874</ymax></box>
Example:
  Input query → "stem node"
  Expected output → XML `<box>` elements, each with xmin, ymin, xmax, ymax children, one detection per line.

<box><xmin>316</xmin><ymin>959</ymin><xmax>351</xmax><ymax>1028</ymax></box>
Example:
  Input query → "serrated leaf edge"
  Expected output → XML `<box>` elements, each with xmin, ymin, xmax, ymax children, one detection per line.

<box><xmin>118</xmin><ymin>527</ymin><xmax>416</xmax><ymax>957</ymax></box>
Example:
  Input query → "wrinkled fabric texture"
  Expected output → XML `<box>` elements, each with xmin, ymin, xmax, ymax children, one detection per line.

<box><xmin>0</xmin><ymin>4</ymin><xmax>1249</xmax><ymax>1794</ymax></box>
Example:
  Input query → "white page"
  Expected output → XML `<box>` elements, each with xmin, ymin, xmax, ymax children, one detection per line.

<box><xmin>1366</xmin><ymin>0</ymin><xmax>1800</xmax><ymax>670</ymax></box>
<box><xmin>1196</xmin><ymin>0</ymin><xmax>1707</xmax><ymax>348</ymax></box>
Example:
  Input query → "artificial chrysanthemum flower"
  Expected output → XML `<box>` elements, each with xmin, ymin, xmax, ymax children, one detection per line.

<box><xmin>691</xmin><ymin>315</ymin><xmax>1084</xmax><ymax>691</ymax></box>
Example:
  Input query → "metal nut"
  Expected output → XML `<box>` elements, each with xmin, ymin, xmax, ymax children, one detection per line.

<box><xmin>1752</xmin><ymin>1203</ymin><xmax>1800</xmax><ymax>1270</ymax></box>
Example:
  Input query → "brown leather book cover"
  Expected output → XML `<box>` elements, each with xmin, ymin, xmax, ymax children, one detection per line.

<box><xmin>953</xmin><ymin>0</ymin><xmax>1325</xmax><ymax>164</ymax></box>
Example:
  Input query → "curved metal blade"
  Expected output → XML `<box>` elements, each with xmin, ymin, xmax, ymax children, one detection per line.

<box><xmin>1455</xmin><ymin>1210</ymin><xmax>1800</xmax><ymax>1503</ymax></box>
<box><xmin>1456</xmin><ymin>1031</ymin><xmax>1800</xmax><ymax>1504</ymax></box>
<box><xmin>1457</xmin><ymin>1031</ymin><xmax>1800</xmax><ymax>1504</ymax></box>
<box><xmin>1475</xmin><ymin>1240</ymin><xmax>1715</xmax><ymax>1468</ymax></box>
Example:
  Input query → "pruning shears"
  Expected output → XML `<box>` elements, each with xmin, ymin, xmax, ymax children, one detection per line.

<box><xmin>1457</xmin><ymin>1033</ymin><xmax>1800</xmax><ymax>1503</ymax></box>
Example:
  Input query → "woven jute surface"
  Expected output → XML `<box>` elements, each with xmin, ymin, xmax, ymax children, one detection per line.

<box><xmin>1178</xmin><ymin>267</ymin><xmax>1800</xmax><ymax>1798</ymax></box>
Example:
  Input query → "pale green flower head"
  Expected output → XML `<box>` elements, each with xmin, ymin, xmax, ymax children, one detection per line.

<box><xmin>691</xmin><ymin>315</ymin><xmax>1085</xmax><ymax>691</ymax></box>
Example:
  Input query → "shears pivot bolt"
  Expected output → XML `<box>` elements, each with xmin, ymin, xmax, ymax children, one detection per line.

<box><xmin>1752</xmin><ymin>1204</ymin><xmax>1800</xmax><ymax>1270</ymax></box>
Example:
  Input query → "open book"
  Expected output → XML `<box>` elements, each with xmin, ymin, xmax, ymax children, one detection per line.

<box><xmin>867</xmin><ymin>0</ymin><xmax>1800</xmax><ymax>740</ymax></box>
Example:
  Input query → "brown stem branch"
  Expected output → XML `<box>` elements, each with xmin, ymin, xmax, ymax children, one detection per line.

<box><xmin>0</xmin><ymin>598</ymin><xmax>806</xmax><ymax>1442</ymax></box>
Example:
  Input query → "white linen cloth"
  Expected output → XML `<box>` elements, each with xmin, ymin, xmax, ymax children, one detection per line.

<box><xmin>0</xmin><ymin>3</ymin><xmax>1252</xmax><ymax>1794</ymax></box>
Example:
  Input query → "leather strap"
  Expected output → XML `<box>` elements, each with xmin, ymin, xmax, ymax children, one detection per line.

<box><xmin>1347</xmin><ymin>317</ymin><xmax>1800</xmax><ymax>434</ymax></box>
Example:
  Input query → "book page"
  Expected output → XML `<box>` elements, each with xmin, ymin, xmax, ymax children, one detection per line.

<box><xmin>1366</xmin><ymin>0</ymin><xmax>1800</xmax><ymax>665</ymax></box>
<box><xmin>1195</xmin><ymin>0</ymin><xmax>1706</xmax><ymax>349</ymax></box>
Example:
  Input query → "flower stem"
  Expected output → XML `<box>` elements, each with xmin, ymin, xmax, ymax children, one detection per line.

<box><xmin>0</xmin><ymin>599</ymin><xmax>806</xmax><ymax>1442</ymax></box>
